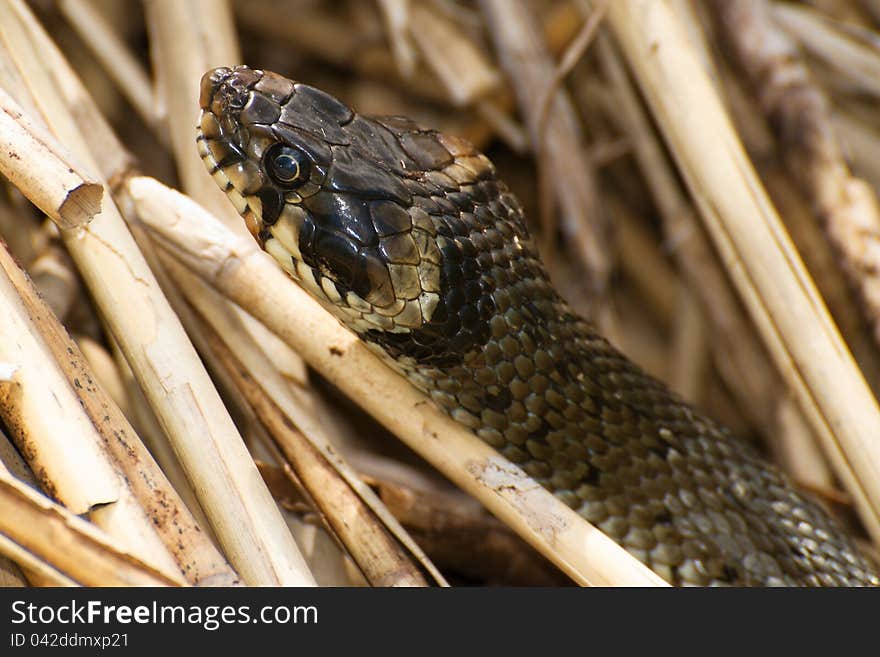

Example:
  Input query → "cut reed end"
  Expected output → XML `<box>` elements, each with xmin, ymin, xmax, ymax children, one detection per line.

<box><xmin>57</xmin><ymin>181</ymin><xmax>103</xmax><ymax>229</ymax></box>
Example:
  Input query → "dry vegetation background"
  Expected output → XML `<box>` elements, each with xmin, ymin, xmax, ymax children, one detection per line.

<box><xmin>1</xmin><ymin>0</ymin><xmax>880</xmax><ymax>587</ymax></box>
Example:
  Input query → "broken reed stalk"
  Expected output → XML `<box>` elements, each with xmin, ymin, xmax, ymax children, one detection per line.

<box><xmin>0</xmin><ymin>241</ymin><xmax>186</xmax><ymax>579</ymax></box>
<box><xmin>606</xmin><ymin>0</ymin><xmax>880</xmax><ymax>542</ymax></box>
<box><xmin>0</xmin><ymin>241</ymin><xmax>238</xmax><ymax>585</ymax></box>
<box><xmin>128</xmin><ymin>174</ymin><xmax>667</xmax><ymax>587</ymax></box>
<box><xmin>0</xmin><ymin>0</ymin><xmax>314</xmax><ymax>586</ymax></box>
<box><xmin>0</xmin><ymin>86</ymin><xmax>102</xmax><ymax>229</ymax></box>
<box><xmin>0</xmin><ymin>461</ymin><xmax>184</xmax><ymax>587</ymax></box>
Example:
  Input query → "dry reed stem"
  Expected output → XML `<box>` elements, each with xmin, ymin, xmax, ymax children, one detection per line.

<box><xmin>0</xmin><ymin>243</ymin><xmax>186</xmax><ymax>580</ymax></box>
<box><xmin>772</xmin><ymin>2</ymin><xmax>880</xmax><ymax>98</ymax></box>
<box><xmin>0</xmin><ymin>463</ymin><xmax>184</xmax><ymax>587</ymax></box>
<box><xmin>609</xmin><ymin>200</ymin><xmax>678</xmax><ymax>330</ymax></box>
<box><xmin>0</xmin><ymin>241</ymin><xmax>238</xmax><ymax>585</ymax></box>
<box><xmin>669</xmin><ymin>287</ymin><xmax>710</xmax><ymax>403</ymax></box>
<box><xmin>128</xmin><ymin>175</ymin><xmax>667</xmax><ymax>587</ymax></box>
<box><xmin>607</xmin><ymin>0</ymin><xmax>880</xmax><ymax>541</ymax></box>
<box><xmin>0</xmin><ymin>0</ymin><xmax>313</xmax><ymax>586</ymax></box>
<box><xmin>0</xmin><ymin>534</ymin><xmax>77</xmax><ymax>587</ymax></box>
<box><xmin>711</xmin><ymin>0</ymin><xmax>880</xmax><ymax>349</ymax></box>
<box><xmin>0</xmin><ymin>87</ymin><xmax>102</xmax><ymax>229</ymax></box>
<box><xmin>0</xmin><ymin>196</ymin><xmax>47</xmax><ymax>270</ymax></box>
<box><xmin>76</xmin><ymin>336</ymin><xmax>133</xmax><ymax>421</ymax></box>
<box><xmin>0</xmin><ymin>429</ymin><xmax>35</xmax><ymax>587</ymax></box>
<box><xmin>156</xmin><ymin>245</ymin><xmax>433</xmax><ymax>582</ymax></box>
<box><xmin>106</xmin><ymin>333</ymin><xmax>217</xmax><ymax>543</ymax></box>
<box><xmin>27</xmin><ymin>246</ymin><xmax>79</xmax><ymax>322</ymax></box>
<box><xmin>144</xmin><ymin>0</ymin><xmax>242</xmax><ymax>226</ymax></box>
<box><xmin>199</xmin><ymin>318</ymin><xmax>431</xmax><ymax>587</ymax></box>
<box><xmin>233</xmin><ymin>1</ymin><xmax>449</xmax><ymax>104</ymax></box>
<box><xmin>654</xmin><ymin>4</ymin><xmax>845</xmax><ymax>487</ymax></box>
<box><xmin>58</xmin><ymin>0</ymin><xmax>161</xmax><ymax>135</ymax></box>
<box><xmin>376</xmin><ymin>0</ymin><xmax>417</xmax><ymax>78</ymax></box>
<box><xmin>595</xmin><ymin>33</ymin><xmax>813</xmax><ymax>448</ymax></box>
<box><xmin>760</xmin><ymin>164</ymin><xmax>880</xmax><ymax>395</ymax></box>
<box><xmin>408</xmin><ymin>3</ymin><xmax>500</xmax><ymax>107</ymax></box>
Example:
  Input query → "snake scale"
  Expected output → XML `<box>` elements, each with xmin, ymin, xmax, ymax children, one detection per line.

<box><xmin>197</xmin><ymin>66</ymin><xmax>879</xmax><ymax>586</ymax></box>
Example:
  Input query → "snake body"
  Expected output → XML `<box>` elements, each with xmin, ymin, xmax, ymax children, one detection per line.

<box><xmin>198</xmin><ymin>66</ymin><xmax>879</xmax><ymax>586</ymax></box>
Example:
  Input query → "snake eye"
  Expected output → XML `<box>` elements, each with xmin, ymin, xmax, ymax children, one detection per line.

<box><xmin>264</xmin><ymin>144</ymin><xmax>310</xmax><ymax>188</ymax></box>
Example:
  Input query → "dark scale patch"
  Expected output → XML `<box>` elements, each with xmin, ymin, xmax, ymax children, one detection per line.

<box><xmin>398</xmin><ymin>130</ymin><xmax>454</xmax><ymax>169</ymax></box>
<box><xmin>258</xmin><ymin>188</ymin><xmax>284</xmax><ymax>226</ymax></box>
<box><xmin>216</xmin><ymin>140</ymin><xmax>248</xmax><ymax>168</ymax></box>
<box><xmin>328</xmin><ymin>146</ymin><xmax>411</xmax><ymax>205</ymax></box>
<box><xmin>345</xmin><ymin>115</ymin><xmax>419</xmax><ymax>175</ymax></box>
<box><xmin>276</xmin><ymin>83</ymin><xmax>352</xmax><ymax>144</ymax></box>
<box><xmin>292</xmin><ymin>84</ymin><xmax>354</xmax><ymax>125</ymax></box>
<box><xmin>370</xmin><ymin>200</ymin><xmax>412</xmax><ymax>237</ymax></box>
<box><xmin>363</xmin><ymin>226</ymin><xmax>496</xmax><ymax>368</ymax></box>
<box><xmin>301</xmin><ymin>192</ymin><xmax>378</xmax><ymax>247</ymax></box>
<box><xmin>271</xmin><ymin>124</ymin><xmax>333</xmax><ymax>166</ymax></box>
<box><xmin>374</xmin><ymin>114</ymin><xmax>422</xmax><ymax>135</ymax></box>
<box><xmin>241</xmin><ymin>92</ymin><xmax>281</xmax><ymax>126</ymax></box>
<box><xmin>299</xmin><ymin>204</ymin><xmax>395</xmax><ymax>309</ymax></box>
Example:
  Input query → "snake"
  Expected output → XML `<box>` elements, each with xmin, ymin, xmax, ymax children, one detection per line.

<box><xmin>197</xmin><ymin>65</ymin><xmax>879</xmax><ymax>586</ymax></box>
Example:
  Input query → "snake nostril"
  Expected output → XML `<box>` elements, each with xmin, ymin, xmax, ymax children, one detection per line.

<box><xmin>199</xmin><ymin>67</ymin><xmax>231</xmax><ymax>110</ymax></box>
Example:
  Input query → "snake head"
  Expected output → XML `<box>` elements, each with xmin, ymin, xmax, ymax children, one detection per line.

<box><xmin>198</xmin><ymin>66</ymin><xmax>539</xmax><ymax>365</ymax></box>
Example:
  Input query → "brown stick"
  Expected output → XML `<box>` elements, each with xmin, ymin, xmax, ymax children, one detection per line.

<box><xmin>199</xmin><ymin>316</ymin><xmax>430</xmax><ymax>587</ymax></box>
<box><xmin>710</xmin><ymin>0</ymin><xmax>880</xmax><ymax>348</ymax></box>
